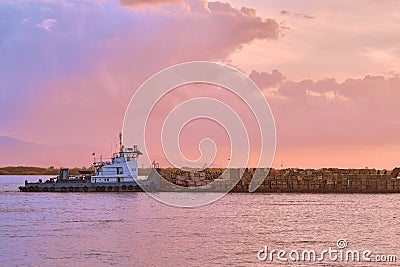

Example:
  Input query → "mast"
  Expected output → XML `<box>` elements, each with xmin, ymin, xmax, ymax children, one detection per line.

<box><xmin>119</xmin><ymin>132</ymin><xmax>123</xmax><ymax>153</ymax></box>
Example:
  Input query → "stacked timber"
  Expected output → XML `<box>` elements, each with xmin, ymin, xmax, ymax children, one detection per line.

<box><xmin>157</xmin><ymin>167</ymin><xmax>400</xmax><ymax>193</ymax></box>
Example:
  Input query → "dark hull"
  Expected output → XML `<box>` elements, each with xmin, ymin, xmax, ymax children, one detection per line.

<box><xmin>19</xmin><ymin>182</ymin><xmax>143</xmax><ymax>193</ymax></box>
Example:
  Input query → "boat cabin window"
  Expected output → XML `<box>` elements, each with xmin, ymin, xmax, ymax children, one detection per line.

<box><xmin>117</xmin><ymin>167</ymin><xmax>123</xmax><ymax>174</ymax></box>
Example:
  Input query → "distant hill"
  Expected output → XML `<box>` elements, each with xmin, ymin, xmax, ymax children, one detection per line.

<box><xmin>0</xmin><ymin>136</ymin><xmax>103</xmax><ymax>168</ymax></box>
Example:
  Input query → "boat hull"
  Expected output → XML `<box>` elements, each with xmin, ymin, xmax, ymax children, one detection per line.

<box><xmin>19</xmin><ymin>182</ymin><xmax>144</xmax><ymax>193</ymax></box>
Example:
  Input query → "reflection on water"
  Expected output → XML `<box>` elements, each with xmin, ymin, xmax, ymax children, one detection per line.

<box><xmin>0</xmin><ymin>176</ymin><xmax>399</xmax><ymax>266</ymax></box>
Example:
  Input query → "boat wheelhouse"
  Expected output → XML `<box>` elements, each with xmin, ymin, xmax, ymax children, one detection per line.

<box><xmin>91</xmin><ymin>136</ymin><xmax>142</xmax><ymax>184</ymax></box>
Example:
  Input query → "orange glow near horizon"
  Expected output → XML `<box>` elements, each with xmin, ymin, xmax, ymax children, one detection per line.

<box><xmin>1</xmin><ymin>0</ymin><xmax>400</xmax><ymax>169</ymax></box>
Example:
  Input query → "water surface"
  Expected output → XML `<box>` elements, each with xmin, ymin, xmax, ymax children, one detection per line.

<box><xmin>0</xmin><ymin>176</ymin><xmax>399</xmax><ymax>266</ymax></box>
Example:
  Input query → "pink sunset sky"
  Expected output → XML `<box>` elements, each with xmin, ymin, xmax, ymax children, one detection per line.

<box><xmin>1</xmin><ymin>0</ymin><xmax>400</xmax><ymax>169</ymax></box>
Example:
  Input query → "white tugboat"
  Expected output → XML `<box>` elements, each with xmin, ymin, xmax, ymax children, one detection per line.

<box><xmin>19</xmin><ymin>134</ymin><xmax>160</xmax><ymax>192</ymax></box>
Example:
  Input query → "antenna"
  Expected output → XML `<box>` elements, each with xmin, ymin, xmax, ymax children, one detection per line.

<box><xmin>119</xmin><ymin>132</ymin><xmax>123</xmax><ymax>152</ymax></box>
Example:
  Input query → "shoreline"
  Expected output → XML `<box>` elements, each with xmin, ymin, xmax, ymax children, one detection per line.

<box><xmin>11</xmin><ymin>166</ymin><xmax>400</xmax><ymax>193</ymax></box>
<box><xmin>157</xmin><ymin>167</ymin><xmax>400</xmax><ymax>193</ymax></box>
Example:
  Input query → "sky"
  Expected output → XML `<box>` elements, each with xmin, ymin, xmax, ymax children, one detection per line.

<box><xmin>1</xmin><ymin>0</ymin><xmax>400</xmax><ymax>169</ymax></box>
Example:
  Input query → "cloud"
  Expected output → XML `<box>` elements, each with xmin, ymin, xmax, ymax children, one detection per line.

<box><xmin>294</xmin><ymin>13</ymin><xmax>314</xmax><ymax>19</ymax></box>
<box><xmin>1</xmin><ymin>0</ymin><xmax>282</xmax><ymax>149</ymax></box>
<box><xmin>2</xmin><ymin>0</ymin><xmax>400</xmax><ymax>170</ymax></box>
<box><xmin>280</xmin><ymin>10</ymin><xmax>289</xmax><ymax>15</ymax></box>
<box><xmin>36</xmin><ymin>18</ymin><xmax>57</xmax><ymax>31</ymax></box>
<box><xmin>240</xmin><ymin>6</ymin><xmax>256</xmax><ymax>16</ymax></box>
<box><xmin>280</xmin><ymin>9</ymin><xmax>314</xmax><ymax>19</ymax></box>
<box><xmin>305</xmin><ymin>89</ymin><xmax>348</xmax><ymax>101</ymax></box>
<box><xmin>246</xmin><ymin>69</ymin><xmax>400</xmax><ymax>168</ymax></box>
<box><xmin>19</xmin><ymin>18</ymin><xmax>30</xmax><ymax>24</ymax></box>
<box><xmin>251</xmin><ymin>71</ymin><xmax>400</xmax><ymax>151</ymax></box>
<box><xmin>249</xmin><ymin>69</ymin><xmax>285</xmax><ymax>89</ymax></box>
<box><xmin>384</xmin><ymin>70</ymin><xmax>400</xmax><ymax>77</ymax></box>
<box><xmin>233</xmin><ymin>1</ymin><xmax>400</xmax><ymax>83</ymax></box>
<box><xmin>120</xmin><ymin>0</ymin><xmax>182</xmax><ymax>7</ymax></box>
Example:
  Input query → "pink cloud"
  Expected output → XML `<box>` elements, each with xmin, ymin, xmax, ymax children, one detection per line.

<box><xmin>240</xmin><ymin>6</ymin><xmax>256</xmax><ymax>17</ymax></box>
<box><xmin>15</xmin><ymin>1</ymin><xmax>281</xmax><ymax>152</ymax></box>
<box><xmin>36</xmin><ymin>18</ymin><xmax>57</xmax><ymax>31</ymax></box>
<box><xmin>250</xmin><ymin>70</ymin><xmax>400</xmax><ymax>168</ymax></box>
<box><xmin>280</xmin><ymin>9</ymin><xmax>314</xmax><ymax>19</ymax></box>
<box><xmin>280</xmin><ymin>10</ymin><xmax>289</xmax><ymax>15</ymax></box>
<box><xmin>249</xmin><ymin>69</ymin><xmax>285</xmax><ymax>89</ymax></box>
<box><xmin>120</xmin><ymin>0</ymin><xmax>182</xmax><ymax>7</ymax></box>
<box><xmin>5</xmin><ymin>1</ymin><xmax>398</xmax><ymax>169</ymax></box>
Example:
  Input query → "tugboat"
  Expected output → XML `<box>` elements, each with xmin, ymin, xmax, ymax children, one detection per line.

<box><xmin>19</xmin><ymin>134</ymin><xmax>160</xmax><ymax>193</ymax></box>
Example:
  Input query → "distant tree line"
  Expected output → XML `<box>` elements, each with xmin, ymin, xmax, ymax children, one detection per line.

<box><xmin>0</xmin><ymin>166</ymin><xmax>90</xmax><ymax>175</ymax></box>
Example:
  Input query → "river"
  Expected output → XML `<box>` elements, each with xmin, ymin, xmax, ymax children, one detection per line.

<box><xmin>0</xmin><ymin>176</ymin><xmax>399</xmax><ymax>266</ymax></box>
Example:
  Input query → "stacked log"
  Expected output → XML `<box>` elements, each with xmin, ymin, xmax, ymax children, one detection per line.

<box><xmin>156</xmin><ymin>167</ymin><xmax>400</xmax><ymax>192</ymax></box>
